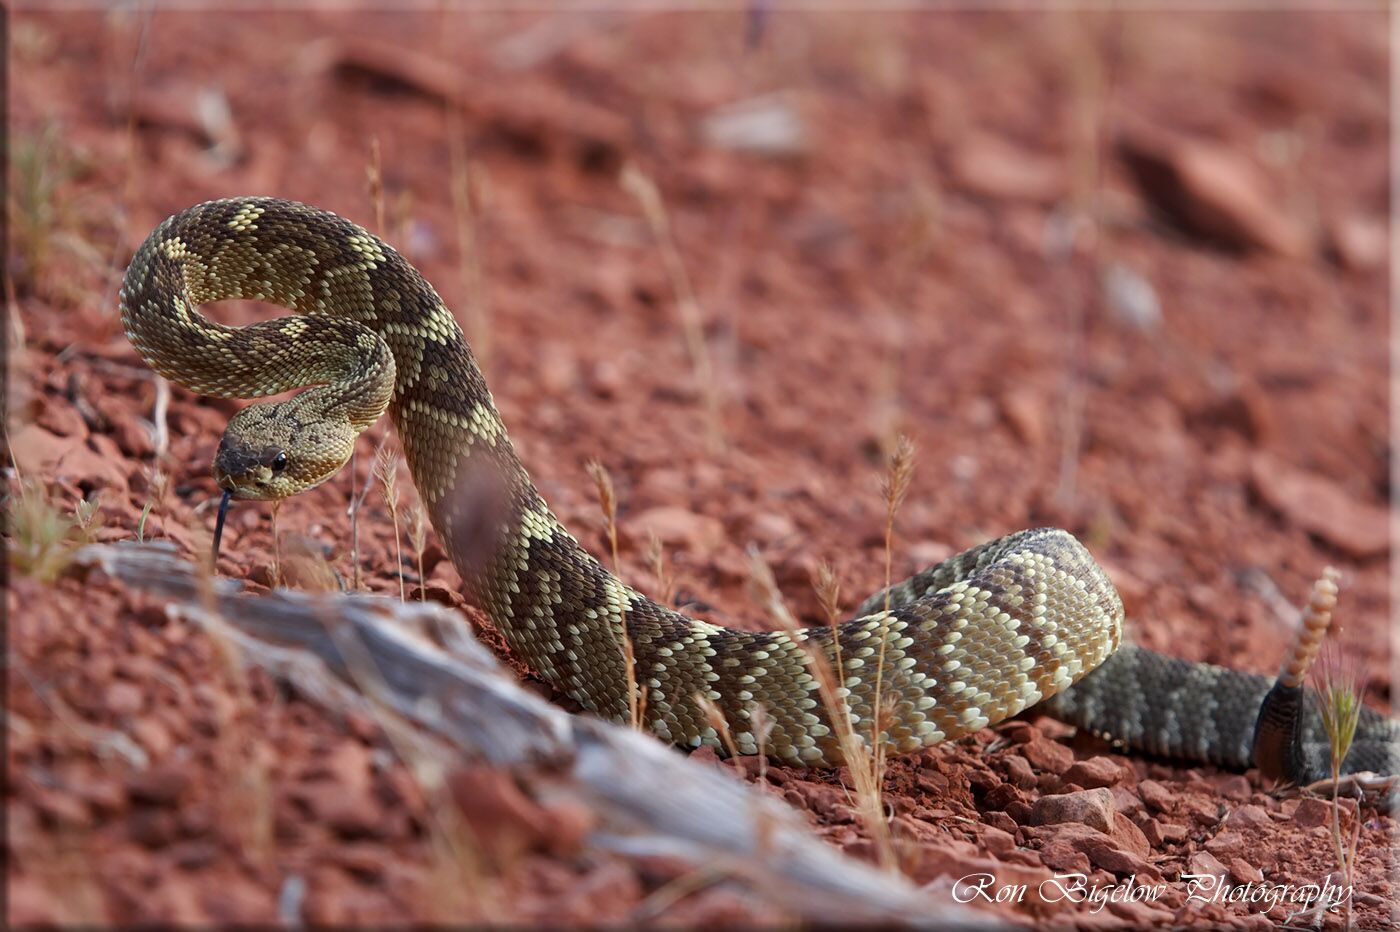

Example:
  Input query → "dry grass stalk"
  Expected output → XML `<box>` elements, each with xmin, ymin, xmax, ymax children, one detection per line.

<box><xmin>1270</xmin><ymin>566</ymin><xmax>1360</xmax><ymax>929</ymax></box>
<box><xmin>646</xmin><ymin>530</ymin><xmax>675</xmax><ymax>605</ymax></box>
<box><xmin>73</xmin><ymin>494</ymin><xmax>102</xmax><ymax>538</ymax></box>
<box><xmin>367</xmin><ymin>136</ymin><xmax>386</xmax><ymax>236</ymax></box>
<box><xmin>346</xmin><ymin>139</ymin><xmax>389</xmax><ymax>592</ymax></box>
<box><xmin>871</xmin><ymin>435</ymin><xmax>915</xmax><ymax>792</ymax></box>
<box><xmin>281</xmin><ymin>538</ymin><xmax>340</xmax><ymax>594</ymax></box>
<box><xmin>693</xmin><ymin>690</ymin><xmax>781</xmax><ymax>860</ymax></box>
<box><xmin>749</xmin><ymin>701</ymin><xmax>773</xmax><ymax>786</ymax></box>
<box><xmin>346</xmin><ymin>430</ymin><xmax>391</xmax><ymax>591</ymax></box>
<box><xmin>135</xmin><ymin>466</ymin><xmax>168</xmax><ymax>542</ymax></box>
<box><xmin>584</xmin><ymin>458</ymin><xmax>644</xmax><ymax>730</ymax></box>
<box><xmin>815</xmin><ymin>560</ymin><xmax>845</xmax><ymax>698</ymax></box>
<box><xmin>1299</xmin><ymin>567</ymin><xmax>1360</xmax><ymax>929</ymax></box>
<box><xmin>448</xmin><ymin>115</ymin><xmax>493</xmax><ymax>371</ymax></box>
<box><xmin>631</xmin><ymin>865</ymin><xmax>731</xmax><ymax>925</ymax></box>
<box><xmin>347</xmin><ymin>454</ymin><xmax>362</xmax><ymax>589</ymax></box>
<box><xmin>743</xmin><ymin>545</ymin><xmax>799</xmax><ymax>631</ymax></box>
<box><xmin>6</xmin><ymin>478</ymin><xmax>102</xmax><ymax>583</ymax></box>
<box><xmin>268</xmin><ymin>499</ymin><xmax>283</xmax><ymax>589</ymax></box>
<box><xmin>585</xmin><ymin>458</ymin><xmax>620</xmax><ymax>569</ymax></box>
<box><xmin>694</xmin><ymin>691</ymin><xmax>745</xmax><ymax>777</ymax></box>
<box><xmin>9</xmin><ymin>124</ymin><xmax>80</xmax><ymax>302</ymax></box>
<box><xmin>620</xmin><ymin>162</ymin><xmax>724</xmax><ymax>452</ymax></box>
<box><xmin>1314</xmin><ymin>641</ymin><xmax>1362</xmax><ymax>929</ymax></box>
<box><xmin>375</xmin><ymin>446</ymin><xmax>406</xmax><ymax>602</ymax></box>
<box><xmin>393</xmin><ymin>190</ymin><xmax>415</xmax><ymax>260</ymax></box>
<box><xmin>746</xmin><ymin>547</ymin><xmax>895</xmax><ymax>868</ymax></box>
<box><xmin>407</xmin><ymin>499</ymin><xmax>429</xmax><ymax>601</ymax></box>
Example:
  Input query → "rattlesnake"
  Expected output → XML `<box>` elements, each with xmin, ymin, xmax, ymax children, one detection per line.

<box><xmin>120</xmin><ymin>197</ymin><xmax>1396</xmax><ymax>783</ymax></box>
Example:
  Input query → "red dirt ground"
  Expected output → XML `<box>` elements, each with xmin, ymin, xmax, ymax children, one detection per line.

<box><xmin>7</xmin><ymin>8</ymin><xmax>1393</xmax><ymax>929</ymax></box>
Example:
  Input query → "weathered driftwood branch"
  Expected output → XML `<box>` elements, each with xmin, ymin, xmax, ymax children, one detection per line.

<box><xmin>76</xmin><ymin>543</ymin><xmax>985</xmax><ymax>927</ymax></box>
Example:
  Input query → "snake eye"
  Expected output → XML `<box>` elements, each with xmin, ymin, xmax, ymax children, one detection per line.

<box><xmin>271</xmin><ymin>451</ymin><xmax>289</xmax><ymax>472</ymax></box>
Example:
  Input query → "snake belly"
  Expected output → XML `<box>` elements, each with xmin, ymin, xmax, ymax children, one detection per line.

<box><xmin>120</xmin><ymin>196</ymin><xmax>1131</xmax><ymax>767</ymax></box>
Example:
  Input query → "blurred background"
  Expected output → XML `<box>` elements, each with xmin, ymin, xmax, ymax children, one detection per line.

<box><xmin>8</xmin><ymin>7</ymin><xmax>1390</xmax><ymax>925</ymax></box>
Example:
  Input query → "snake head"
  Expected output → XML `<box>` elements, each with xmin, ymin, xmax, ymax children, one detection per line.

<box><xmin>213</xmin><ymin>400</ymin><xmax>356</xmax><ymax>500</ymax></box>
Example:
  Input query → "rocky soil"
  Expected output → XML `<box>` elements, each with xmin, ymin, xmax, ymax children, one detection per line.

<box><xmin>8</xmin><ymin>8</ymin><xmax>1392</xmax><ymax>928</ymax></box>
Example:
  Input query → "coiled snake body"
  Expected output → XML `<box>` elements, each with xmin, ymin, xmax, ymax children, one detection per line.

<box><xmin>121</xmin><ymin>198</ymin><xmax>1396</xmax><ymax>780</ymax></box>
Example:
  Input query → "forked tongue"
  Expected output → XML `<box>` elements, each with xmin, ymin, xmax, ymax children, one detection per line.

<box><xmin>212</xmin><ymin>489</ymin><xmax>233</xmax><ymax>565</ymax></box>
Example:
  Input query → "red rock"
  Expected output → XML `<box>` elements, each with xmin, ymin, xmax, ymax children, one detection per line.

<box><xmin>169</xmin><ymin>839</ymin><xmax>220</xmax><ymax>870</ymax></box>
<box><xmin>10</xmin><ymin>423</ymin><xmax>126</xmax><ymax>488</ymax></box>
<box><xmin>979</xmin><ymin>825</ymin><xmax>1016</xmax><ymax>857</ymax></box>
<box><xmin>1327</xmin><ymin>213</ymin><xmax>1386</xmax><ymax>271</ymax></box>
<box><xmin>73</xmin><ymin>775</ymin><xmax>127</xmax><ymax>816</ymax></box>
<box><xmin>310</xmin><ymin>786</ymin><xmax>385</xmax><ymax>839</ymax></box>
<box><xmin>1290</xmin><ymin>796</ymin><xmax>1332</xmax><ymax>829</ymax></box>
<box><xmin>1063</xmin><ymin>756</ymin><xmax>1133</xmax><ymax>790</ymax></box>
<box><xmin>105</xmin><ymin>679</ymin><xmax>145</xmax><ymax>716</ymax></box>
<box><xmin>1211</xmin><ymin>774</ymin><xmax>1252</xmax><ymax>802</ymax></box>
<box><xmin>1226</xmin><ymin>857</ymin><xmax>1263</xmax><ymax>885</ymax></box>
<box><xmin>1082</xmin><ymin>838</ymin><xmax>1160</xmax><ymax>879</ymax></box>
<box><xmin>1000</xmin><ymin>754</ymin><xmax>1038</xmax><ymax>790</ymax></box>
<box><xmin>1110</xmin><ymin>812</ymin><xmax>1151</xmax><ymax>860</ymax></box>
<box><xmin>1106</xmin><ymin>899</ymin><xmax>1176</xmax><ymax>926</ymax></box>
<box><xmin>745</xmin><ymin>512</ymin><xmax>795</xmax><ymax>544</ymax></box>
<box><xmin>1142</xmin><ymin>818</ymin><xmax>1187</xmax><ymax>847</ymax></box>
<box><xmin>688</xmin><ymin>744</ymin><xmax>724</xmax><ymax>769</ymax></box>
<box><xmin>1039</xmin><ymin>839</ymin><xmax>1091</xmax><ymax>873</ymax></box>
<box><xmin>628</xmin><ymin>506</ymin><xmax>724</xmax><ymax>552</ymax></box>
<box><xmin>1120</xmin><ymin>125</ymin><xmax>1310</xmax><ymax>258</ymax></box>
<box><xmin>557</xmin><ymin>860</ymin><xmax>643</xmax><ymax>920</ymax></box>
<box><xmin>1189</xmin><ymin>849</ymin><xmax>1230</xmax><ymax>881</ymax></box>
<box><xmin>126</xmin><ymin>763</ymin><xmax>193</xmax><ymax>805</ymax></box>
<box><xmin>128</xmin><ymin>807</ymin><xmax>180</xmax><ymax>847</ymax></box>
<box><xmin>984</xmin><ymin>810</ymin><xmax>1019</xmax><ymax>837</ymax></box>
<box><xmin>1186</xmin><ymin>799</ymin><xmax>1221</xmax><ymax>826</ymax></box>
<box><xmin>1028</xmin><ymin>821</ymin><xmax>1161</xmax><ymax>880</ymax></box>
<box><xmin>1231</xmin><ymin>913</ymin><xmax>1278</xmax><ymax>931</ymax></box>
<box><xmin>950</xmin><ymin>132</ymin><xmax>1064</xmax><ymax>204</ymax></box>
<box><xmin>1028</xmin><ymin>788</ymin><xmax>1116</xmax><ymax>833</ymax></box>
<box><xmin>589</xmin><ymin>359</ymin><xmax>624</xmax><ymax>398</ymax></box>
<box><xmin>1021</xmin><ymin>738</ymin><xmax>1074</xmax><ymax>776</ymax></box>
<box><xmin>7</xmin><ymin>876</ymin><xmax>72</xmax><ymax>925</ymax></box>
<box><xmin>201</xmin><ymin>871</ymin><xmax>276</xmax><ymax>923</ymax></box>
<box><xmin>1204</xmin><ymin>830</ymin><xmax>1243</xmax><ymax>856</ymax></box>
<box><xmin>997</xmin><ymin>722</ymin><xmax>1039</xmax><ymax>745</ymax></box>
<box><xmin>907</xmin><ymin>844</ymin><xmax>1056</xmax><ymax>906</ymax></box>
<box><xmin>1249</xmin><ymin>453</ymin><xmax>1386</xmax><ymax>558</ymax></box>
<box><xmin>1001</xmin><ymin>390</ymin><xmax>1047</xmax><ymax>447</ymax></box>
<box><xmin>1225</xmin><ymin>804</ymin><xmax>1271</xmax><ymax>831</ymax></box>
<box><xmin>36</xmin><ymin>399</ymin><xmax>88</xmax><ymax>438</ymax></box>
<box><xmin>542</xmin><ymin>800</ymin><xmax>596</xmax><ymax>859</ymax></box>
<box><xmin>33</xmin><ymin>787</ymin><xmax>92</xmax><ymax>829</ymax></box>
<box><xmin>446</xmin><ymin>765</ymin><xmax>553</xmax><ymax>862</ymax></box>
<box><xmin>1110</xmin><ymin>785</ymin><xmax>1144</xmax><ymax>819</ymax></box>
<box><xmin>111</xmin><ymin>412</ymin><xmax>155</xmax><ymax>458</ymax></box>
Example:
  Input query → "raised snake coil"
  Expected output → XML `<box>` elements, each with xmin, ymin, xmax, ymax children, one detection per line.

<box><xmin>120</xmin><ymin>197</ymin><xmax>1395</xmax><ymax>779</ymax></box>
